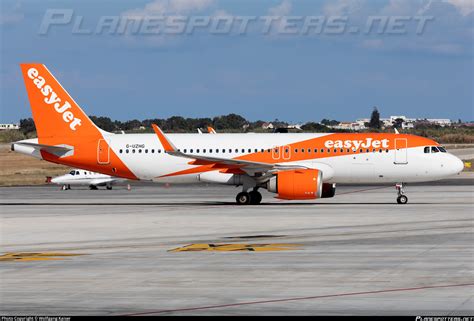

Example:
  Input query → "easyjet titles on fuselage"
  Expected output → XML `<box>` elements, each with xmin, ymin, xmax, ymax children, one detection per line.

<box><xmin>324</xmin><ymin>138</ymin><xmax>390</xmax><ymax>150</ymax></box>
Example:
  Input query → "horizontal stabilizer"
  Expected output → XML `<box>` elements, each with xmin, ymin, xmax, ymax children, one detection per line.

<box><xmin>12</xmin><ymin>141</ymin><xmax>73</xmax><ymax>158</ymax></box>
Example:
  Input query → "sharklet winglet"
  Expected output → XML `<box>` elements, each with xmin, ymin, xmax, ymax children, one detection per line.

<box><xmin>152</xmin><ymin>124</ymin><xmax>177</xmax><ymax>153</ymax></box>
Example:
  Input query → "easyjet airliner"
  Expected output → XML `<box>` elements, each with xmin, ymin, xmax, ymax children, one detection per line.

<box><xmin>12</xmin><ymin>64</ymin><xmax>464</xmax><ymax>204</ymax></box>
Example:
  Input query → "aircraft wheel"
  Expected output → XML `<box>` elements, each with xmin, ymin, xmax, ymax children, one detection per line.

<box><xmin>106</xmin><ymin>186</ymin><xmax>112</xmax><ymax>190</ymax></box>
<box><xmin>89</xmin><ymin>185</ymin><xmax>98</xmax><ymax>190</ymax></box>
<box><xmin>249</xmin><ymin>191</ymin><xmax>262</xmax><ymax>205</ymax></box>
<box><xmin>397</xmin><ymin>195</ymin><xmax>408</xmax><ymax>204</ymax></box>
<box><xmin>236</xmin><ymin>192</ymin><xmax>251</xmax><ymax>205</ymax></box>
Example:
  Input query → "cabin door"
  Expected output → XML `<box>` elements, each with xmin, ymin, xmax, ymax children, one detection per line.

<box><xmin>394</xmin><ymin>138</ymin><xmax>408</xmax><ymax>164</ymax></box>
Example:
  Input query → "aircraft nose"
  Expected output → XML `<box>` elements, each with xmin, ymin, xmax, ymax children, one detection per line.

<box><xmin>450</xmin><ymin>155</ymin><xmax>464</xmax><ymax>175</ymax></box>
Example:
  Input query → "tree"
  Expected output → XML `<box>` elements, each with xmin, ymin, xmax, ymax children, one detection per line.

<box><xmin>368</xmin><ymin>107</ymin><xmax>381</xmax><ymax>129</ymax></box>
<box><xmin>19</xmin><ymin>118</ymin><xmax>36</xmax><ymax>135</ymax></box>
<box><xmin>89</xmin><ymin>116</ymin><xmax>116</xmax><ymax>132</ymax></box>
<box><xmin>212</xmin><ymin>113</ymin><xmax>247</xmax><ymax>130</ymax></box>
<box><xmin>321</xmin><ymin>119</ymin><xmax>340</xmax><ymax>126</ymax></box>
<box><xmin>301</xmin><ymin>122</ymin><xmax>330</xmax><ymax>132</ymax></box>
<box><xmin>392</xmin><ymin>117</ymin><xmax>404</xmax><ymax>129</ymax></box>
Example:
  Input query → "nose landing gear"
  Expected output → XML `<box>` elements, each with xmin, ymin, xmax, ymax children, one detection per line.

<box><xmin>396</xmin><ymin>183</ymin><xmax>408</xmax><ymax>204</ymax></box>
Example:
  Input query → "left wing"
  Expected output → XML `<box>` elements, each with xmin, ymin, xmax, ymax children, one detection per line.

<box><xmin>152</xmin><ymin>124</ymin><xmax>308</xmax><ymax>175</ymax></box>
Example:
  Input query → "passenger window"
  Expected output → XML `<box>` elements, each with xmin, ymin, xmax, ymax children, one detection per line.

<box><xmin>261</xmin><ymin>149</ymin><xmax>264</xmax><ymax>153</ymax></box>
<box><xmin>254</xmin><ymin>149</ymin><xmax>258</xmax><ymax>153</ymax></box>
<box><xmin>216</xmin><ymin>149</ymin><xmax>219</xmax><ymax>153</ymax></box>
<box><xmin>84</xmin><ymin>172</ymin><xmax>87</xmax><ymax>175</ymax></box>
<box><xmin>119</xmin><ymin>149</ymin><xmax>123</xmax><ymax>153</ymax></box>
<box><xmin>190</xmin><ymin>149</ymin><xmax>193</xmax><ymax>153</ymax></box>
<box><xmin>321</xmin><ymin>149</ymin><xmax>324</xmax><ymax>153</ymax></box>
<box><xmin>197</xmin><ymin>149</ymin><xmax>200</xmax><ymax>153</ymax></box>
<box><xmin>151</xmin><ymin>149</ymin><xmax>154</xmax><ymax>153</ymax></box>
<box><xmin>222</xmin><ymin>149</ymin><xmax>225</xmax><ymax>153</ymax></box>
<box><xmin>145</xmin><ymin>149</ymin><xmax>148</xmax><ymax>153</ymax></box>
<box><xmin>431</xmin><ymin>146</ymin><xmax>439</xmax><ymax>153</ymax></box>
<box><xmin>314</xmin><ymin>149</ymin><xmax>318</xmax><ymax>153</ymax></box>
<box><xmin>379</xmin><ymin>149</ymin><xmax>382</xmax><ymax>153</ymax></box>
<box><xmin>126</xmin><ymin>149</ymin><xmax>129</xmax><ymax>153</ymax></box>
<box><xmin>294</xmin><ymin>149</ymin><xmax>298</xmax><ymax>153</ymax></box>
<box><xmin>229</xmin><ymin>149</ymin><xmax>232</xmax><ymax>153</ymax></box>
<box><xmin>132</xmin><ymin>149</ymin><xmax>135</xmax><ymax>153</ymax></box>
<box><xmin>203</xmin><ymin>149</ymin><xmax>206</xmax><ymax>153</ymax></box>
<box><xmin>210</xmin><ymin>149</ymin><xmax>213</xmax><ymax>153</ymax></box>
<box><xmin>158</xmin><ymin>149</ymin><xmax>161</xmax><ymax>153</ymax></box>
<box><xmin>248</xmin><ymin>149</ymin><xmax>252</xmax><ymax>153</ymax></box>
<box><xmin>235</xmin><ymin>149</ymin><xmax>239</xmax><ymax>153</ymax></box>
<box><xmin>341</xmin><ymin>149</ymin><xmax>345</xmax><ymax>153</ymax></box>
<box><xmin>184</xmin><ymin>149</ymin><xmax>187</xmax><ymax>153</ymax></box>
<box><xmin>334</xmin><ymin>149</ymin><xmax>337</xmax><ymax>153</ymax></box>
<box><xmin>76</xmin><ymin>171</ymin><xmax>80</xmax><ymax>175</ymax></box>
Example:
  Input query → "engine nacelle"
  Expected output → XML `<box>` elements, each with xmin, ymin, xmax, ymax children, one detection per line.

<box><xmin>266</xmin><ymin>169</ymin><xmax>323</xmax><ymax>200</ymax></box>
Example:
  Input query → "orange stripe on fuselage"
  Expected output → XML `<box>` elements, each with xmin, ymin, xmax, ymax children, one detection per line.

<box><xmin>160</xmin><ymin>133</ymin><xmax>437</xmax><ymax>178</ymax></box>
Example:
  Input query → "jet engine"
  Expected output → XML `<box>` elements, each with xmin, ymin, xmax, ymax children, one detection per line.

<box><xmin>266</xmin><ymin>169</ymin><xmax>323</xmax><ymax>200</ymax></box>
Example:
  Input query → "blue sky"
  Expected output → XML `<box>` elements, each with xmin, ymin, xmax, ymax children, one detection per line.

<box><xmin>1</xmin><ymin>0</ymin><xmax>473</xmax><ymax>123</ymax></box>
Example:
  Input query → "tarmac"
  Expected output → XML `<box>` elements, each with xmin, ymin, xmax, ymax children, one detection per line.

<box><xmin>0</xmin><ymin>176</ymin><xmax>473</xmax><ymax>315</ymax></box>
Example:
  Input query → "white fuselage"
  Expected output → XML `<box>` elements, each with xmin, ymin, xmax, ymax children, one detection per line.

<box><xmin>103</xmin><ymin>133</ymin><xmax>462</xmax><ymax>184</ymax></box>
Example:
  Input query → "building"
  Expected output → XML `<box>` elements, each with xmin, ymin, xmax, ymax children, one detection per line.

<box><xmin>261</xmin><ymin>122</ymin><xmax>274</xmax><ymax>130</ymax></box>
<box><xmin>329</xmin><ymin>122</ymin><xmax>364</xmax><ymax>131</ymax></box>
<box><xmin>0</xmin><ymin>123</ymin><xmax>19</xmax><ymax>130</ymax></box>
<box><xmin>356</xmin><ymin>116</ymin><xmax>451</xmax><ymax>129</ymax></box>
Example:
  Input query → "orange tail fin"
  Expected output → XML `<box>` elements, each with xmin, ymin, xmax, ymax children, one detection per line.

<box><xmin>19</xmin><ymin>63</ymin><xmax>137</xmax><ymax>180</ymax></box>
<box><xmin>20</xmin><ymin>63</ymin><xmax>105</xmax><ymax>144</ymax></box>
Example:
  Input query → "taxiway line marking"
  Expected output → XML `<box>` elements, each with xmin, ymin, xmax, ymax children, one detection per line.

<box><xmin>121</xmin><ymin>282</ymin><xmax>474</xmax><ymax>316</ymax></box>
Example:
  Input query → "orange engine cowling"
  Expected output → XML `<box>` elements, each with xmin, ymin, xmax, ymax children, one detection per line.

<box><xmin>266</xmin><ymin>169</ymin><xmax>323</xmax><ymax>200</ymax></box>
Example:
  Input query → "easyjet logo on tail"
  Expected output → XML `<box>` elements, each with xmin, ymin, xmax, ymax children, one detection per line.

<box><xmin>27</xmin><ymin>68</ymin><xmax>82</xmax><ymax>131</ymax></box>
<box><xmin>324</xmin><ymin>138</ymin><xmax>390</xmax><ymax>149</ymax></box>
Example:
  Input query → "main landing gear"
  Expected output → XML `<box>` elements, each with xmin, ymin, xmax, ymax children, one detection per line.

<box><xmin>236</xmin><ymin>189</ymin><xmax>262</xmax><ymax>205</ymax></box>
<box><xmin>396</xmin><ymin>183</ymin><xmax>408</xmax><ymax>204</ymax></box>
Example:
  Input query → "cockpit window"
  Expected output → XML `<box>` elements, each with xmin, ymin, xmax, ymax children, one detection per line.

<box><xmin>431</xmin><ymin>146</ymin><xmax>439</xmax><ymax>153</ymax></box>
<box><xmin>438</xmin><ymin>146</ymin><xmax>447</xmax><ymax>153</ymax></box>
<box><xmin>69</xmin><ymin>170</ymin><xmax>76</xmax><ymax>175</ymax></box>
<box><xmin>424</xmin><ymin>147</ymin><xmax>430</xmax><ymax>153</ymax></box>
